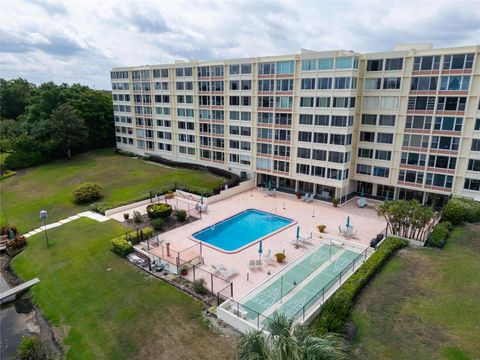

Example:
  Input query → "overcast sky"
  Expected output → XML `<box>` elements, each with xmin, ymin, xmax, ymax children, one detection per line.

<box><xmin>1</xmin><ymin>0</ymin><xmax>479</xmax><ymax>90</ymax></box>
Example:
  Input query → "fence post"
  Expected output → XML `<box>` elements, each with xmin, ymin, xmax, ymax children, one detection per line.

<box><xmin>193</xmin><ymin>265</ymin><xmax>196</xmax><ymax>282</ymax></box>
<box><xmin>200</xmin><ymin>243</ymin><xmax>203</xmax><ymax>255</ymax></box>
<box><xmin>257</xmin><ymin>314</ymin><xmax>260</xmax><ymax>329</ymax></box>
<box><xmin>230</xmin><ymin>282</ymin><xmax>233</xmax><ymax>297</ymax></box>
<box><xmin>211</xmin><ymin>273</ymin><xmax>214</xmax><ymax>293</ymax></box>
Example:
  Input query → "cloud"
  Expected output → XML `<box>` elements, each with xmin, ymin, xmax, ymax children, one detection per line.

<box><xmin>0</xmin><ymin>0</ymin><xmax>479</xmax><ymax>89</ymax></box>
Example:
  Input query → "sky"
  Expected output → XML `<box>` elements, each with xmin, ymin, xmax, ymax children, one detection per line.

<box><xmin>1</xmin><ymin>0</ymin><xmax>479</xmax><ymax>90</ymax></box>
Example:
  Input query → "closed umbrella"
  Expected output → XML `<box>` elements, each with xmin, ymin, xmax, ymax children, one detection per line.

<box><xmin>346</xmin><ymin>216</ymin><xmax>350</xmax><ymax>228</ymax></box>
<box><xmin>258</xmin><ymin>240</ymin><xmax>263</xmax><ymax>259</ymax></box>
<box><xmin>200</xmin><ymin>196</ymin><xmax>204</xmax><ymax>205</ymax></box>
<box><xmin>296</xmin><ymin>226</ymin><xmax>300</xmax><ymax>248</ymax></box>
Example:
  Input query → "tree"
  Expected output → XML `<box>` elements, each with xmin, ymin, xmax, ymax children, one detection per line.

<box><xmin>0</xmin><ymin>78</ymin><xmax>34</xmax><ymax>120</ymax></box>
<box><xmin>236</xmin><ymin>312</ymin><xmax>349</xmax><ymax>360</ymax></box>
<box><xmin>37</xmin><ymin>104</ymin><xmax>88</xmax><ymax>159</ymax></box>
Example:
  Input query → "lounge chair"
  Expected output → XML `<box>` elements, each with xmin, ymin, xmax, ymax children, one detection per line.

<box><xmin>301</xmin><ymin>193</ymin><xmax>308</xmax><ymax>201</ymax></box>
<box><xmin>357</xmin><ymin>198</ymin><xmax>367</xmax><ymax>208</ymax></box>
<box><xmin>263</xmin><ymin>250</ymin><xmax>274</xmax><ymax>263</ymax></box>
<box><xmin>299</xmin><ymin>235</ymin><xmax>313</xmax><ymax>245</ymax></box>
<box><xmin>248</xmin><ymin>260</ymin><xmax>256</xmax><ymax>270</ymax></box>
<box><xmin>255</xmin><ymin>259</ymin><xmax>263</xmax><ymax>269</ymax></box>
<box><xmin>211</xmin><ymin>264</ymin><xmax>226</xmax><ymax>274</ymax></box>
<box><xmin>306</xmin><ymin>194</ymin><xmax>314</xmax><ymax>203</ymax></box>
<box><xmin>220</xmin><ymin>267</ymin><xmax>238</xmax><ymax>279</ymax></box>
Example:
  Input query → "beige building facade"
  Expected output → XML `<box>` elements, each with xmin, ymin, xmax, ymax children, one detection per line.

<box><xmin>111</xmin><ymin>43</ymin><xmax>480</xmax><ymax>205</ymax></box>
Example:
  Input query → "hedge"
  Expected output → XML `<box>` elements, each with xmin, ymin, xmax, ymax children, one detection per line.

<box><xmin>146</xmin><ymin>203</ymin><xmax>172</xmax><ymax>219</ymax></box>
<box><xmin>111</xmin><ymin>237</ymin><xmax>133</xmax><ymax>257</ymax></box>
<box><xmin>124</xmin><ymin>227</ymin><xmax>153</xmax><ymax>245</ymax></box>
<box><xmin>312</xmin><ymin>237</ymin><xmax>408</xmax><ymax>334</ymax></box>
<box><xmin>4</xmin><ymin>151</ymin><xmax>45</xmax><ymax>170</ymax></box>
<box><xmin>442</xmin><ymin>198</ymin><xmax>480</xmax><ymax>224</ymax></box>
<box><xmin>426</xmin><ymin>221</ymin><xmax>452</xmax><ymax>248</ymax></box>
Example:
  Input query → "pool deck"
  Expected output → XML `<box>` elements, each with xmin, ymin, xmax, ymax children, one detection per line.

<box><xmin>118</xmin><ymin>189</ymin><xmax>386</xmax><ymax>299</ymax></box>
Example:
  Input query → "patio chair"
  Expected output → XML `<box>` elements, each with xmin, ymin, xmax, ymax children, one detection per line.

<box><xmin>255</xmin><ymin>259</ymin><xmax>263</xmax><ymax>269</ymax></box>
<box><xmin>248</xmin><ymin>260</ymin><xmax>256</xmax><ymax>270</ymax></box>
<box><xmin>306</xmin><ymin>194</ymin><xmax>314</xmax><ymax>203</ymax></box>
<box><xmin>220</xmin><ymin>267</ymin><xmax>238</xmax><ymax>279</ymax></box>
<box><xmin>357</xmin><ymin>198</ymin><xmax>367</xmax><ymax>208</ymax></box>
<box><xmin>301</xmin><ymin>193</ymin><xmax>308</xmax><ymax>201</ymax></box>
<box><xmin>299</xmin><ymin>235</ymin><xmax>313</xmax><ymax>245</ymax></box>
<box><xmin>263</xmin><ymin>249</ymin><xmax>273</xmax><ymax>263</ymax></box>
<box><xmin>211</xmin><ymin>264</ymin><xmax>226</xmax><ymax>274</ymax></box>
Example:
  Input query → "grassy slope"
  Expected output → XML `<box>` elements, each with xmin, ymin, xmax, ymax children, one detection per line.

<box><xmin>12</xmin><ymin>218</ymin><xmax>236</xmax><ymax>360</ymax></box>
<box><xmin>352</xmin><ymin>224</ymin><xmax>480</xmax><ymax>360</ymax></box>
<box><xmin>1</xmin><ymin>149</ymin><xmax>224</xmax><ymax>231</ymax></box>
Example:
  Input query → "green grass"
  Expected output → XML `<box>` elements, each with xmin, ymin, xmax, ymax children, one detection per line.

<box><xmin>12</xmin><ymin>219</ymin><xmax>236</xmax><ymax>360</ymax></box>
<box><xmin>0</xmin><ymin>151</ymin><xmax>10</xmax><ymax>165</ymax></box>
<box><xmin>0</xmin><ymin>148</ymin><xmax>224</xmax><ymax>231</ymax></box>
<box><xmin>352</xmin><ymin>223</ymin><xmax>480</xmax><ymax>360</ymax></box>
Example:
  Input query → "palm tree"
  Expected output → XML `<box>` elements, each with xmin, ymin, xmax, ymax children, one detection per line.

<box><xmin>236</xmin><ymin>312</ymin><xmax>349</xmax><ymax>360</ymax></box>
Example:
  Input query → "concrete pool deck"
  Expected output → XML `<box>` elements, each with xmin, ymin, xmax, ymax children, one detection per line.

<box><xmin>113</xmin><ymin>189</ymin><xmax>386</xmax><ymax>299</ymax></box>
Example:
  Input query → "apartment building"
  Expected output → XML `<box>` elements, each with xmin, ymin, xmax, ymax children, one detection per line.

<box><xmin>111</xmin><ymin>43</ymin><xmax>480</xmax><ymax>205</ymax></box>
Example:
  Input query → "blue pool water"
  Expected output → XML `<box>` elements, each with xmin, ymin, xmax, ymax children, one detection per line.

<box><xmin>192</xmin><ymin>209</ymin><xmax>293</xmax><ymax>252</ymax></box>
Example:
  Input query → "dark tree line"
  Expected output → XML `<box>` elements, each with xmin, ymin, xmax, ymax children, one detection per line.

<box><xmin>0</xmin><ymin>78</ymin><xmax>115</xmax><ymax>169</ymax></box>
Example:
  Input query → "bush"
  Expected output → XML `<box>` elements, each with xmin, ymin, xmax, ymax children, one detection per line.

<box><xmin>150</xmin><ymin>218</ymin><xmax>165</xmax><ymax>231</ymax></box>
<box><xmin>426</xmin><ymin>222</ymin><xmax>451</xmax><ymax>248</ymax></box>
<box><xmin>90</xmin><ymin>202</ymin><xmax>111</xmax><ymax>215</ymax></box>
<box><xmin>123</xmin><ymin>213</ymin><xmax>129</xmax><ymax>220</ymax></box>
<box><xmin>132</xmin><ymin>211</ymin><xmax>143</xmax><ymax>223</ymax></box>
<box><xmin>0</xmin><ymin>169</ymin><xmax>16</xmax><ymax>180</ymax></box>
<box><xmin>111</xmin><ymin>237</ymin><xmax>133</xmax><ymax>257</ymax></box>
<box><xmin>312</xmin><ymin>237</ymin><xmax>408</xmax><ymax>334</ymax></box>
<box><xmin>17</xmin><ymin>335</ymin><xmax>48</xmax><ymax>360</ymax></box>
<box><xmin>175</xmin><ymin>209</ymin><xmax>187</xmax><ymax>222</ymax></box>
<box><xmin>4</xmin><ymin>151</ymin><xmax>45</xmax><ymax>170</ymax></box>
<box><xmin>193</xmin><ymin>278</ymin><xmax>208</xmax><ymax>295</ymax></box>
<box><xmin>1</xmin><ymin>225</ymin><xmax>18</xmax><ymax>237</ymax></box>
<box><xmin>146</xmin><ymin>203</ymin><xmax>172</xmax><ymax>219</ymax></box>
<box><xmin>125</xmin><ymin>227</ymin><xmax>153</xmax><ymax>244</ymax></box>
<box><xmin>6</xmin><ymin>235</ymin><xmax>27</xmax><ymax>252</ymax></box>
<box><xmin>73</xmin><ymin>182</ymin><xmax>102</xmax><ymax>204</ymax></box>
<box><xmin>442</xmin><ymin>199</ymin><xmax>467</xmax><ymax>224</ymax></box>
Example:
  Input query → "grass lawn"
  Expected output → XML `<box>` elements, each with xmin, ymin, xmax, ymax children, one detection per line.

<box><xmin>12</xmin><ymin>218</ymin><xmax>236</xmax><ymax>360</ymax></box>
<box><xmin>0</xmin><ymin>148</ymin><xmax>225</xmax><ymax>231</ymax></box>
<box><xmin>352</xmin><ymin>223</ymin><xmax>480</xmax><ymax>360</ymax></box>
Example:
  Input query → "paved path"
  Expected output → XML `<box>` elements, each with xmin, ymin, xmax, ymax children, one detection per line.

<box><xmin>24</xmin><ymin>211</ymin><xmax>110</xmax><ymax>238</ymax></box>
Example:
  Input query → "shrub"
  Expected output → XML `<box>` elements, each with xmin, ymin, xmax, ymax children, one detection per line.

<box><xmin>17</xmin><ymin>335</ymin><xmax>48</xmax><ymax>360</ymax></box>
<box><xmin>90</xmin><ymin>202</ymin><xmax>111</xmax><ymax>215</ymax></box>
<box><xmin>275</xmin><ymin>253</ymin><xmax>286</xmax><ymax>263</ymax></box>
<box><xmin>1</xmin><ymin>225</ymin><xmax>18</xmax><ymax>237</ymax></box>
<box><xmin>123</xmin><ymin>213</ymin><xmax>129</xmax><ymax>220</ymax></box>
<box><xmin>73</xmin><ymin>182</ymin><xmax>102</xmax><ymax>204</ymax></box>
<box><xmin>125</xmin><ymin>227</ymin><xmax>154</xmax><ymax>244</ymax></box>
<box><xmin>132</xmin><ymin>211</ymin><xmax>143</xmax><ymax>224</ymax></box>
<box><xmin>111</xmin><ymin>237</ymin><xmax>133</xmax><ymax>257</ymax></box>
<box><xmin>426</xmin><ymin>222</ymin><xmax>451</xmax><ymax>248</ymax></box>
<box><xmin>150</xmin><ymin>218</ymin><xmax>165</xmax><ymax>231</ymax></box>
<box><xmin>312</xmin><ymin>237</ymin><xmax>408</xmax><ymax>334</ymax></box>
<box><xmin>0</xmin><ymin>169</ymin><xmax>16</xmax><ymax>180</ymax></box>
<box><xmin>175</xmin><ymin>209</ymin><xmax>187</xmax><ymax>222</ymax></box>
<box><xmin>193</xmin><ymin>278</ymin><xmax>208</xmax><ymax>295</ymax></box>
<box><xmin>442</xmin><ymin>199</ymin><xmax>467</xmax><ymax>224</ymax></box>
<box><xmin>6</xmin><ymin>235</ymin><xmax>27</xmax><ymax>252</ymax></box>
<box><xmin>4</xmin><ymin>151</ymin><xmax>45</xmax><ymax>170</ymax></box>
<box><xmin>146</xmin><ymin>203</ymin><xmax>172</xmax><ymax>219</ymax></box>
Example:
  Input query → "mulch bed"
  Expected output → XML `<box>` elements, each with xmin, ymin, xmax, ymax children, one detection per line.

<box><xmin>122</xmin><ymin>212</ymin><xmax>200</xmax><ymax>235</ymax></box>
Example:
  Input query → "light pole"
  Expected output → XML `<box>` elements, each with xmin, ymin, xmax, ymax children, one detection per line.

<box><xmin>40</xmin><ymin>210</ymin><xmax>49</xmax><ymax>249</ymax></box>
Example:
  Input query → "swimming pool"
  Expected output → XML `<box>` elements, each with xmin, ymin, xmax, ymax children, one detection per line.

<box><xmin>192</xmin><ymin>209</ymin><xmax>294</xmax><ymax>252</ymax></box>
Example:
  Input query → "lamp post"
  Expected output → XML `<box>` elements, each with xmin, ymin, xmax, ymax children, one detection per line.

<box><xmin>40</xmin><ymin>210</ymin><xmax>49</xmax><ymax>248</ymax></box>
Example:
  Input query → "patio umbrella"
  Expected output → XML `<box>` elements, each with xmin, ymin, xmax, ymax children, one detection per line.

<box><xmin>346</xmin><ymin>216</ymin><xmax>350</xmax><ymax>228</ymax></box>
<box><xmin>296</xmin><ymin>226</ymin><xmax>300</xmax><ymax>248</ymax></box>
<box><xmin>258</xmin><ymin>240</ymin><xmax>263</xmax><ymax>259</ymax></box>
<box><xmin>200</xmin><ymin>196</ymin><xmax>204</xmax><ymax>205</ymax></box>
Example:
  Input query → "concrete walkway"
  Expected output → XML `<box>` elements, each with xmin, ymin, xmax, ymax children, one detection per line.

<box><xmin>24</xmin><ymin>211</ymin><xmax>110</xmax><ymax>238</ymax></box>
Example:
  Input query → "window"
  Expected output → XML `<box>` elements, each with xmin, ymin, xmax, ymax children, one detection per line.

<box><xmin>329</xmin><ymin>151</ymin><xmax>350</xmax><ymax>163</ymax></box>
<box><xmin>229</xmin><ymin>96</ymin><xmax>240</xmax><ymax>106</ymax></box>
<box><xmin>377</xmin><ymin>133</ymin><xmax>393</xmax><ymax>144</ymax></box>
<box><xmin>476</xmin><ymin>119</ymin><xmax>480</xmax><ymax>131</ymax></box>
<box><xmin>198</xmin><ymin>81</ymin><xmax>210</xmax><ymax>92</ymax></box>
<box><xmin>327</xmin><ymin>168</ymin><xmax>348</xmax><ymax>180</ymax></box>
<box><xmin>318</xmin><ymin>58</ymin><xmax>334</xmax><ymax>70</ymax></box>
<box><xmin>363</xmin><ymin>96</ymin><xmax>379</xmax><ymax>109</ymax></box>
<box><xmin>434</xmin><ymin>117</ymin><xmax>462</xmax><ymax>131</ymax></box>
<box><xmin>275</xmin><ymin>113</ymin><xmax>292</xmax><ymax>125</ymax></box>
<box><xmin>440</xmin><ymin>76</ymin><xmax>470</xmax><ymax>91</ymax></box>
<box><xmin>274</xmin><ymin>129</ymin><xmax>290</xmax><ymax>141</ymax></box>
<box><xmin>312</xmin><ymin>149</ymin><xmax>327</xmax><ymax>161</ymax></box>
<box><xmin>297</xmin><ymin>148</ymin><xmax>311</xmax><ymax>159</ymax></box>
<box><xmin>241</xmin><ymin>96</ymin><xmax>251</xmax><ymax>106</ymax></box>
<box><xmin>399</xmin><ymin>170</ymin><xmax>424</xmax><ymax>184</ymax></box>
<box><xmin>471</xmin><ymin>139</ymin><xmax>480</xmax><ymax>151</ymax></box>
<box><xmin>425</xmin><ymin>173</ymin><xmax>453</xmax><ymax>189</ymax></box>
<box><xmin>311</xmin><ymin>166</ymin><xmax>326</xmax><ymax>177</ymax></box>
<box><xmin>464</xmin><ymin>178</ymin><xmax>480</xmax><ymax>191</ymax></box>
<box><xmin>431</xmin><ymin>136</ymin><xmax>460</xmax><ymax>151</ymax></box>
<box><xmin>211</xmin><ymin>65</ymin><xmax>224</xmax><ymax>77</ymax></box>
<box><xmin>375</xmin><ymin>150</ymin><xmax>392</xmax><ymax>161</ymax></box>
<box><xmin>241</xmin><ymin>80</ymin><xmax>251</xmax><ymax>90</ymax></box>
<box><xmin>274</xmin><ymin>145</ymin><xmax>290</xmax><ymax>157</ymax></box>
<box><xmin>468</xmin><ymin>159</ymin><xmax>480</xmax><ymax>172</ymax></box>
<box><xmin>258</xmin><ymin>96</ymin><xmax>274</xmax><ymax>108</ymax></box>
<box><xmin>401</xmin><ymin>152</ymin><xmax>426</xmax><ymax>166</ymax></box>
<box><xmin>241</xmin><ymin>127</ymin><xmax>251</xmax><ymax>136</ymax></box>
<box><xmin>301</xmin><ymin>78</ymin><xmax>316</xmax><ymax>90</ymax></box>
<box><xmin>365</xmin><ymin>78</ymin><xmax>381</xmax><ymax>90</ymax></box>
<box><xmin>379</xmin><ymin>96</ymin><xmax>398</xmax><ymax>109</ymax></box>
<box><xmin>175</xmin><ymin>68</ymin><xmax>184</xmax><ymax>77</ymax></box>
<box><xmin>302</xmin><ymin>59</ymin><xmax>316</xmax><ymax>71</ymax></box>
<box><xmin>296</xmin><ymin>163</ymin><xmax>310</xmax><ymax>175</ymax></box>
<box><xmin>383</xmin><ymin>77</ymin><xmax>401</xmax><ymax>89</ymax></box>
<box><xmin>317</xmin><ymin>77</ymin><xmax>332</xmax><ymax>89</ymax></box>
<box><xmin>331</xmin><ymin>116</ymin><xmax>353</xmax><ymax>127</ymax></box>
<box><xmin>313</xmin><ymin>132</ymin><xmax>328</xmax><ymax>143</ymax></box>
<box><xmin>230</xmin><ymin>126</ymin><xmax>240</xmax><ymax>135</ymax></box>
<box><xmin>413</xmin><ymin>56</ymin><xmax>441</xmax><ymax>71</ymax></box>
<box><xmin>274</xmin><ymin>160</ymin><xmax>289</xmax><ymax>172</ymax></box>
<box><xmin>241</xmin><ymin>112</ymin><xmax>251</xmax><ymax>121</ymax></box>
<box><xmin>366</xmin><ymin>59</ymin><xmax>383</xmax><ymax>71</ymax></box>
<box><xmin>276</xmin><ymin>61</ymin><xmax>295</xmax><ymax>74</ymax></box>
<box><xmin>332</xmin><ymin>97</ymin><xmax>355</xmax><ymax>108</ymax></box>
<box><xmin>403</xmin><ymin>134</ymin><xmax>429</xmax><ymax>148</ymax></box>
<box><xmin>356</xmin><ymin>164</ymin><xmax>372</xmax><ymax>175</ymax></box>
<box><xmin>259</xmin><ymin>63</ymin><xmax>275</xmax><ymax>75</ymax></box>
<box><xmin>428</xmin><ymin>155</ymin><xmax>457</xmax><ymax>169</ymax></box>
<box><xmin>373</xmin><ymin>167</ymin><xmax>390</xmax><ymax>177</ymax></box>
<box><xmin>257</xmin><ymin>143</ymin><xmax>272</xmax><ymax>155</ymax></box>
<box><xmin>437</xmin><ymin>97</ymin><xmax>466</xmax><ymax>111</ymax></box>
<box><xmin>315</xmin><ymin>115</ymin><xmax>329</xmax><ymax>126</ymax></box>
<box><xmin>299</xmin><ymin>114</ymin><xmax>313</xmax><ymax>125</ymax></box>
<box><xmin>335</xmin><ymin>56</ymin><xmax>358</xmax><ymax>69</ymax></box>
<box><xmin>256</xmin><ymin>158</ymin><xmax>271</xmax><ymax>170</ymax></box>
<box><xmin>443</xmin><ymin>53</ymin><xmax>474</xmax><ymax>70</ymax></box>
<box><xmin>229</xmin><ymin>65</ymin><xmax>240</xmax><ymax>75</ymax></box>
<box><xmin>258</xmin><ymin>79</ymin><xmax>275</xmax><ymax>92</ymax></box>
<box><xmin>411</xmin><ymin>76</ymin><xmax>438</xmax><ymax>91</ymax></box>
<box><xmin>408</xmin><ymin>96</ymin><xmax>436</xmax><ymax>110</ymax></box>
<box><xmin>330</xmin><ymin>134</ymin><xmax>352</xmax><ymax>145</ymax></box>
<box><xmin>300</xmin><ymin>97</ymin><xmax>315</xmax><ymax>107</ymax></box>
<box><xmin>405</xmin><ymin>116</ymin><xmax>432</xmax><ymax>129</ymax></box>
<box><xmin>212</xmin><ymin>81</ymin><xmax>224</xmax><ymax>92</ymax></box>
<box><xmin>358</xmin><ymin>148</ymin><xmax>373</xmax><ymax>158</ymax></box>
<box><xmin>298</xmin><ymin>131</ymin><xmax>312</xmax><ymax>142</ymax></box>
<box><xmin>361</xmin><ymin>114</ymin><xmax>377</xmax><ymax>125</ymax></box>
<box><xmin>276</xmin><ymin>79</ymin><xmax>294</xmax><ymax>91</ymax></box>
<box><xmin>379</xmin><ymin>115</ymin><xmax>396</xmax><ymax>126</ymax></box>
<box><xmin>384</xmin><ymin>58</ymin><xmax>403</xmax><ymax>71</ymax></box>
<box><xmin>360</xmin><ymin>131</ymin><xmax>375</xmax><ymax>142</ymax></box>
<box><xmin>335</xmin><ymin>77</ymin><xmax>357</xmax><ymax>89</ymax></box>
<box><xmin>198</xmin><ymin>66</ymin><xmax>209</xmax><ymax>77</ymax></box>
<box><xmin>232</xmin><ymin>64</ymin><xmax>247</xmax><ymax>75</ymax></box>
